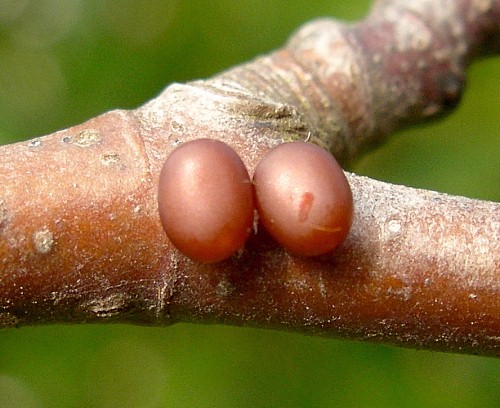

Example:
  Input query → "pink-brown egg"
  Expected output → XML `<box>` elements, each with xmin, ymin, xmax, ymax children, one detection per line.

<box><xmin>158</xmin><ymin>139</ymin><xmax>254</xmax><ymax>263</ymax></box>
<box><xmin>253</xmin><ymin>141</ymin><xmax>353</xmax><ymax>257</ymax></box>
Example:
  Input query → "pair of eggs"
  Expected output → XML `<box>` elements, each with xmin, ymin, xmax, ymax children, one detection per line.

<box><xmin>158</xmin><ymin>139</ymin><xmax>353</xmax><ymax>262</ymax></box>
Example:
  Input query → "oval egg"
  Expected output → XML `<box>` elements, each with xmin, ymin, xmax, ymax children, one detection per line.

<box><xmin>158</xmin><ymin>139</ymin><xmax>254</xmax><ymax>263</ymax></box>
<box><xmin>253</xmin><ymin>141</ymin><xmax>353</xmax><ymax>257</ymax></box>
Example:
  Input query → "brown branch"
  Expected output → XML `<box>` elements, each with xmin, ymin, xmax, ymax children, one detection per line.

<box><xmin>0</xmin><ymin>0</ymin><xmax>499</xmax><ymax>356</ymax></box>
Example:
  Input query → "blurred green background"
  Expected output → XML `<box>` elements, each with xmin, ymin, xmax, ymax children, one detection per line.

<box><xmin>0</xmin><ymin>1</ymin><xmax>498</xmax><ymax>407</ymax></box>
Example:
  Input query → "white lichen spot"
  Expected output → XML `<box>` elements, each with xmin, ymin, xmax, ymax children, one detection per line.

<box><xmin>73</xmin><ymin>129</ymin><xmax>102</xmax><ymax>147</ymax></box>
<box><xmin>85</xmin><ymin>293</ymin><xmax>127</xmax><ymax>318</ymax></box>
<box><xmin>133</xmin><ymin>205</ymin><xmax>141</xmax><ymax>214</ymax></box>
<box><xmin>389</xmin><ymin>285</ymin><xmax>412</xmax><ymax>302</ymax></box>
<box><xmin>387</xmin><ymin>219</ymin><xmax>402</xmax><ymax>234</ymax></box>
<box><xmin>423</xmin><ymin>103</ymin><xmax>441</xmax><ymax>117</ymax></box>
<box><xmin>27</xmin><ymin>139</ymin><xmax>42</xmax><ymax>147</ymax></box>
<box><xmin>395</xmin><ymin>16</ymin><xmax>432</xmax><ymax>52</ymax></box>
<box><xmin>469</xmin><ymin>293</ymin><xmax>478</xmax><ymax>299</ymax></box>
<box><xmin>50</xmin><ymin>291</ymin><xmax>63</xmax><ymax>306</ymax></box>
<box><xmin>0</xmin><ymin>200</ymin><xmax>7</xmax><ymax>229</ymax></box>
<box><xmin>318</xmin><ymin>273</ymin><xmax>327</xmax><ymax>300</ymax></box>
<box><xmin>100</xmin><ymin>152</ymin><xmax>120</xmax><ymax>166</ymax></box>
<box><xmin>252</xmin><ymin>211</ymin><xmax>259</xmax><ymax>235</ymax></box>
<box><xmin>32</xmin><ymin>228</ymin><xmax>54</xmax><ymax>254</ymax></box>
<box><xmin>216</xmin><ymin>278</ymin><xmax>234</xmax><ymax>298</ymax></box>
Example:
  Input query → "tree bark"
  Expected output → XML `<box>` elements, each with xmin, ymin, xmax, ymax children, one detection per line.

<box><xmin>0</xmin><ymin>0</ymin><xmax>499</xmax><ymax>356</ymax></box>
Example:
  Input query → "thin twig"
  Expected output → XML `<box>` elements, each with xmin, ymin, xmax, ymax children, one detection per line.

<box><xmin>0</xmin><ymin>0</ymin><xmax>498</xmax><ymax>356</ymax></box>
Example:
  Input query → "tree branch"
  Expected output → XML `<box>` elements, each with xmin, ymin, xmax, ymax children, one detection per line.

<box><xmin>0</xmin><ymin>0</ymin><xmax>498</xmax><ymax>356</ymax></box>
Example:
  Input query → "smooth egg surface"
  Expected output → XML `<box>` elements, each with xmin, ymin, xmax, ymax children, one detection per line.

<box><xmin>158</xmin><ymin>139</ymin><xmax>254</xmax><ymax>262</ymax></box>
<box><xmin>253</xmin><ymin>141</ymin><xmax>353</xmax><ymax>257</ymax></box>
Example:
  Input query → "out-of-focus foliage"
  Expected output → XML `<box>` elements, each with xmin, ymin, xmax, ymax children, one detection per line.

<box><xmin>0</xmin><ymin>1</ymin><xmax>498</xmax><ymax>407</ymax></box>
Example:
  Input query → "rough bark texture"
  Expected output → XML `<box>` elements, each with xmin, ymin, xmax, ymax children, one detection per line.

<box><xmin>0</xmin><ymin>0</ymin><xmax>499</xmax><ymax>356</ymax></box>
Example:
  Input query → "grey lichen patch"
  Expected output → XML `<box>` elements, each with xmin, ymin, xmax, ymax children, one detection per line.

<box><xmin>32</xmin><ymin>228</ymin><xmax>54</xmax><ymax>254</ymax></box>
<box><xmin>84</xmin><ymin>293</ymin><xmax>128</xmax><ymax>318</ymax></box>
<box><xmin>170</xmin><ymin>120</ymin><xmax>185</xmax><ymax>133</ymax></box>
<box><xmin>65</xmin><ymin>129</ymin><xmax>102</xmax><ymax>147</ymax></box>
<box><xmin>100</xmin><ymin>152</ymin><xmax>121</xmax><ymax>166</ymax></box>
<box><xmin>0</xmin><ymin>312</ymin><xmax>20</xmax><ymax>328</ymax></box>
<box><xmin>238</xmin><ymin>98</ymin><xmax>306</xmax><ymax>129</ymax></box>
<box><xmin>75</xmin><ymin>129</ymin><xmax>102</xmax><ymax>147</ymax></box>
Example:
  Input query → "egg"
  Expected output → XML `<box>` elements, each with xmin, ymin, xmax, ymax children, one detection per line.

<box><xmin>253</xmin><ymin>141</ymin><xmax>353</xmax><ymax>257</ymax></box>
<box><xmin>158</xmin><ymin>139</ymin><xmax>254</xmax><ymax>263</ymax></box>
